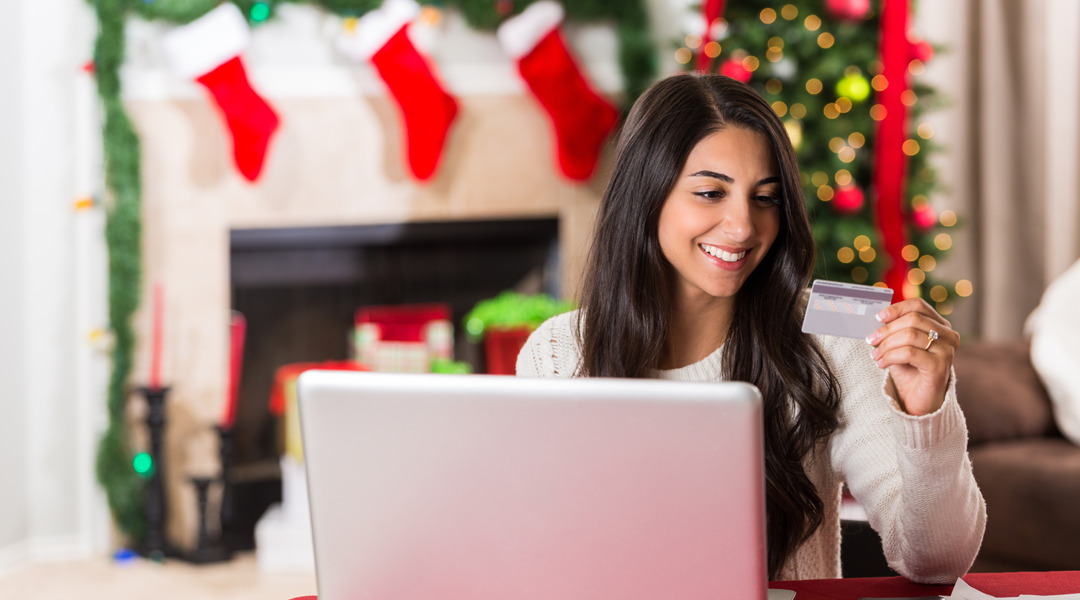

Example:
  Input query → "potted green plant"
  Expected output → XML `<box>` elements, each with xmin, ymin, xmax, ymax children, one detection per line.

<box><xmin>464</xmin><ymin>292</ymin><xmax>575</xmax><ymax>374</ymax></box>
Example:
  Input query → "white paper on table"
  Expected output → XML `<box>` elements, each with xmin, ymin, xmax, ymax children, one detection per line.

<box><xmin>946</xmin><ymin>577</ymin><xmax>1080</xmax><ymax>600</ymax></box>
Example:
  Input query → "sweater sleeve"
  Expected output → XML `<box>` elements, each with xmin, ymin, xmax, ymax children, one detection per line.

<box><xmin>515</xmin><ymin>310</ymin><xmax>581</xmax><ymax>378</ymax></box>
<box><xmin>823</xmin><ymin>335</ymin><xmax>986</xmax><ymax>583</ymax></box>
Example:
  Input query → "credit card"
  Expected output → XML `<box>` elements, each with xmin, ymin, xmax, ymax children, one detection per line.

<box><xmin>801</xmin><ymin>280</ymin><xmax>895</xmax><ymax>340</ymax></box>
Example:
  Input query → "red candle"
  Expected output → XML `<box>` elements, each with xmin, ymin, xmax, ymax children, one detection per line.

<box><xmin>223</xmin><ymin>311</ymin><xmax>247</xmax><ymax>428</ymax></box>
<box><xmin>149</xmin><ymin>283</ymin><xmax>163</xmax><ymax>389</ymax></box>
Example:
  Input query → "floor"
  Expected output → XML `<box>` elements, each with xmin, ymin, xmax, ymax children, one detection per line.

<box><xmin>0</xmin><ymin>552</ymin><xmax>317</xmax><ymax>600</ymax></box>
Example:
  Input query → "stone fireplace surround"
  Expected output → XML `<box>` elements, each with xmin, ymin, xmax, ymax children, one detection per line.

<box><xmin>127</xmin><ymin>89</ymin><xmax>610</xmax><ymax>550</ymax></box>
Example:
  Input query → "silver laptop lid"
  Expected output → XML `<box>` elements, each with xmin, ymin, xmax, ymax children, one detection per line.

<box><xmin>299</xmin><ymin>371</ymin><xmax>766</xmax><ymax>600</ymax></box>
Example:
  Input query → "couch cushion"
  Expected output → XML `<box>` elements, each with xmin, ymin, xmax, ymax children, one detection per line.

<box><xmin>969</xmin><ymin>438</ymin><xmax>1080</xmax><ymax>570</ymax></box>
<box><xmin>954</xmin><ymin>340</ymin><xmax>1054</xmax><ymax>445</ymax></box>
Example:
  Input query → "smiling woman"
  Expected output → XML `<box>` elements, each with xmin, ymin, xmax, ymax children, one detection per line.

<box><xmin>656</xmin><ymin>126</ymin><xmax>782</xmax><ymax>367</ymax></box>
<box><xmin>515</xmin><ymin>73</ymin><xmax>986</xmax><ymax>583</ymax></box>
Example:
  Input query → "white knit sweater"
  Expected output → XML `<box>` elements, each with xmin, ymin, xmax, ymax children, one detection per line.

<box><xmin>515</xmin><ymin>310</ymin><xmax>986</xmax><ymax>582</ymax></box>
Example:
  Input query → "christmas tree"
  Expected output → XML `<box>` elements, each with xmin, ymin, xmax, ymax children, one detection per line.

<box><xmin>677</xmin><ymin>0</ymin><xmax>967</xmax><ymax>316</ymax></box>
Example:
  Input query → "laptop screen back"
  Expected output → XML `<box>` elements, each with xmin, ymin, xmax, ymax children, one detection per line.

<box><xmin>298</xmin><ymin>371</ymin><xmax>767</xmax><ymax>600</ymax></box>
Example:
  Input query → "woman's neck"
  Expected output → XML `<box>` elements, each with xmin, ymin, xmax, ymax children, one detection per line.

<box><xmin>661</xmin><ymin>294</ymin><xmax>734</xmax><ymax>370</ymax></box>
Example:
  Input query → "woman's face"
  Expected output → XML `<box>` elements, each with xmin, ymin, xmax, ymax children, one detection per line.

<box><xmin>657</xmin><ymin>126</ymin><xmax>782</xmax><ymax>309</ymax></box>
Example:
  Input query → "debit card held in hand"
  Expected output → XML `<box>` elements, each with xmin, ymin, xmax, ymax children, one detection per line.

<box><xmin>801</xmin><ymin>280</ymin><xmax>895</xmax><ymax>340</ymax></box>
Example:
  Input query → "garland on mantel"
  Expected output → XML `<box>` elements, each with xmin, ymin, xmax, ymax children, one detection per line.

<box><xmin>86</xmin><ymin>0</ymin><xmax>656</xmax><ymax>545</ymax></box>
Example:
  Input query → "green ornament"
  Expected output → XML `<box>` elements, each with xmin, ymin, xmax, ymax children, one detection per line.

<box><xmin>836</xmin><ymin>72</ymin><xmax>871</xmax><ymax>102</ymax></box>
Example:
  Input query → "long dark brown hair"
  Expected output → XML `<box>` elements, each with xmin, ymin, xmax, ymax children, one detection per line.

<box><xmin>578</xmin><ymin>73</ymin><xmax>841</xmax><ymax>579</ymax></box>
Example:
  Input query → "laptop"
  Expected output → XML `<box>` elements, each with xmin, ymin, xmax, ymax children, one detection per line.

<box><xmin>298</xmin><ymin>370</ymin><xmax>769</xmax><ymax>600</ymax></box>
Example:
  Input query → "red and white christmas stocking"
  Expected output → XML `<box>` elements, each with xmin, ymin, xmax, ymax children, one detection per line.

<box><xmin>497</xmin><ymin>1</ymin><xmax>619</xmax><ymax>181</ymax></box>
<box><xmin>163</xmin><ymin>3</ymin><xmax>280</xmax><ymax>182</ymax></box>
<box><xmin>338</xmin><ymin>0</ymin><xmax>459</xmax><ymax>181</ymax></box>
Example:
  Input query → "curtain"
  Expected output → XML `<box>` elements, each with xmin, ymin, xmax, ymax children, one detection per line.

<box><xmin>915</xmin><ymin>0</ymin><xmax>1080</xmax><ymax>340</ymax></box>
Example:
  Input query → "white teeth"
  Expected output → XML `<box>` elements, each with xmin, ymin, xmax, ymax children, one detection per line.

<box><xmin>701</xmin><ymin>244</ymin><xmax>746</xmax><ymax>262</ymax></box>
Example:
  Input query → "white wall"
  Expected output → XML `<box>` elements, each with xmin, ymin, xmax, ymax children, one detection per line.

<box><xmin>0</xmin><ymin>0</ymin><xmax>109</xmax><ymax>575</ymax></box>
<box><xmin>0</xmin><ymin>0</ymin><xmax>31</xmax><ymax>564</ymax></box>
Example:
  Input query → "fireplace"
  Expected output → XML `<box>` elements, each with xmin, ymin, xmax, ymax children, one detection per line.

<box><xmin>222</xmin><ymin>217</ymin><xmax>559</xmax><ymax>546</ymax></box>
<box><xmin>127</xmin><ymin>89</ymin><xmax>606</xmax><ymax>551</ymax></box>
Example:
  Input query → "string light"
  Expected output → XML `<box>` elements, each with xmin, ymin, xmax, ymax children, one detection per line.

<box><xmin>871</xmin><ymin>74</ymin><xmax>888</xmax><ymax>91</ymax></box>
<box><xmin>937</xmin><ymin>301</ymin><xmax>954</xmax><ymax>316</ymax></box>
<box><xmin>250</xmin><ymin>2</ymin><xmax>271</xmax><ymax>22</ymax></box>
<box><xmin>917</xmin><ymin>122</ymin><xmax>935</xmax><ymax>139</ymax></box>
<box><xmin>704</xmin><ymin>41</ymin><xmax>721</xmax><ymax>58</ymax></box>
<box><xmin>817</xmin><ymin>185</ymin><xmax>835</xmax><ymax>201</ymax></box>
<box><xmin>685</xmin><ymin>33</ymin><xmax>702</xmax><ymax>49</ymax></box>
<box><xmin>902</xmin><ymin>139</ymin><xmax>921</xmax><ymax>156</ymax></box>
<box><xmin>909</xmin><ymin>59</ymin><xmax>926</xmax><ymax>76</ymax></box>
<box><xmin>838</xmin><ymin>146</ymin><xmax>856</xmax><ymax>162</ymax></box>
<box><xmin>908</xmin><ymin>269</ymin><xmax>927</xmax><ymax>285</ymax></box>
<box><xmin>940</xmin><ymin>209</ymin><xmax>958</xmax><ymax>227</ymax></box>
<box><xmin>930</xmin><ymin>285</ymin><xmax>948</xmax><ymax>302</ymax></box>
<box><xmin>766</xmin><ymin>79</ymin><xmax>783</xmax><ymax>94</ymax></box>
<box><xmin>918</xmin><ymin>255</ymin><xmax>937</xmax><ymax>271</ymax></box>
<box><xmin>804</xmin><ymin>15</ymin><xmax>822</xmax><ymax>31</ymax></box>
<box><xmin>935</xmin><ymin>233</ymin><xmax>953</xmax><ymax>250</ymax></box>
<box><xmin>869</xmin><ymin>104</ymin><xmax>887</xmax><ymax>121</ymax></box>
<box><xmin>853</xmin><ymin>235</ymin><xmax>872</xmax><ymax>251</ymax></box>
<box><xmin>674</xmin><ymin>48</ymin><xmax>693</xmax><ymax>64</ymax></box>
<box><xmin>838</xmin><ymin>247</ymin><xmax>855</xmax><ymax>263</ymax></box>
<box><xmin>835</xmin><ymin>97</ymin><xmax>853</xmax><ymax>113</ymax></box>
<box><xmin>760</xmin><ymin>8</ymin><xmax>777</xmax><ymax>24</ymax></box>
<box><xmin>743</xmin><ymin>56</ymin><xmax>760</xmax><ymax>71</ymax></box>
<box><xmin>955</xmin><ymin>279</ymin><xmax>974</xmax><ymax>297</ymax></box>
<box><xmin>823</xmin><ymin>103</ymin><xmax>840</xmax><ymax>119</ymax></box>
<box><xmin>859</xmin><ymin>247</ymin><xmax>877</xmax><ymax>262</ymax></box>
<box><xmin>901</xmin><ymin>89</ymin><xmax>918</xmax><ymax>106</ymax></box>
<box><xmin>772</xmin><ymin>101</ymin><xmax>789</xmax><ymax>117</ymax></box>
<box><xmin>851</xmin><ymin>266</ymin><xmax>869</xmax><ymax>282</ymax></box>
<box><xmin>811</xmin><ymin>171</ymin><xmax>829</xmax><ymax>186</ymax></box>
<box><xmin>901</xmin><ymin>244</ymin><xmax>920</xmax><ymax>262</ymax></box>
<box><xmin>817</xmin><ymin>32</ymin><xmax>835</xmax><ymax>48</ymax></box>
<box><xmin>829</xmin><ymin>137</ymin><xmax>846</xmax><ymax>152</ymax></box>
<box><xmin>835</xmin><ymin>169</ymin><xmax>853</xmax><ymax>186</ymax></box>
<box><xmin>133</xmin><ymin>452</ymin><xmax>154</xmax><ymax>477</ymax></box>
<box><xmin>806</xmin><ymin>77</ymin><xmax>823</xmax><ymax>93</ymax></box>
<box><xmin>784</xmin><ymin>120</ymin><xmax>802</xmax><ymax>148</ymax></box>
<box><xmin>781</xmin><ymin>4</ymin><xmax>798</xmax><ymax>20</ymax></box>
<box><xmin>848</xmin><ymin>132</ymin><xmax>866</xmax><ymax>148</ymax></box>
<box><xmin>790</xmin><ymin>103</ymin><xmax>807</xmax><ymax>118</ymax></box>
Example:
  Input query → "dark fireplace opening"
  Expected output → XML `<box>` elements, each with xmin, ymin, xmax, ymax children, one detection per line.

<box><xmin>225</xmin><ymin>217</ymin><xmax>560</xmax><ymax>545</ymax></box>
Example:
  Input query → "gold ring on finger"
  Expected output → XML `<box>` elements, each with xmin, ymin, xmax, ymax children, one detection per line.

<box><xmin>924</xmin><ymin>328</ymin><xmax>939</xmax><ymax>351</ymax></box>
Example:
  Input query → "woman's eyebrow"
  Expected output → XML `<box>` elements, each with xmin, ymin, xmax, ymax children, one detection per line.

<box><xmin>688</xmin><ymin>170</ymin><xmax>734</xmax><ymax>182</ymax></box>
<box><xmin>688</xmin><ymin>171</ymin><xmax>781</xmax><ymax>187</ymax></box>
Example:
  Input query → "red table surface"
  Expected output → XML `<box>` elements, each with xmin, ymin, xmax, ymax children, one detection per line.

<box><xmin>289</xmin><ymin>571</ymin><xmax>1080</xmax><ymax>600</ymax></box>
<box><xmin>770</xmin><ymin>571</ymin><xmax>1080</xmax><ymax>600</ymax></box>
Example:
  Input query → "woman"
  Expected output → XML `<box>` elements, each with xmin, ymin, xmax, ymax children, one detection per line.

<box><xmin>516</xmin><ymin>73</ymin><xmax>985</xmax><ymax>582</ymax></box>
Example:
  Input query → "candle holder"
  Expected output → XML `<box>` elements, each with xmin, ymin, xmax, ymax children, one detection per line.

<box><xmin>215</xmin><ymin>424</ymin><xmax>244</xmax><ymax>551</ymax></box>
<box><xmin>138</xmin><ymin>385</ymin><xmax>175</xmax><ymax>560</ymax></box>
<box><xmin>184</xmin><ymin>476</ymin><xmax>233</xmax><ymax>564</ymax></box>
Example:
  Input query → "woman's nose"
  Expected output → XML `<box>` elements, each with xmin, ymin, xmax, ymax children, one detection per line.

<box><xmin>719</xmin><ymin>196</ymin><xmax>754</xmax><ymax>242</ymax></box>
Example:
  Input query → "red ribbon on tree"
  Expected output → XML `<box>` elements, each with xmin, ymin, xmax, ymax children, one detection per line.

<box><xmin>695</xmin><ymin>0</ymin><xmax>727</xmax><ymax>72</ymax></box>
<box><xmin>873</xmin><ymin>0</ymin><xmax>911</xmax><ymax>299</ymax></box>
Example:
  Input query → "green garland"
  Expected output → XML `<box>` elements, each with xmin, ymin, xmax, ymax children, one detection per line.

<box><xmin>86</xmin><ymin>0</ymin><xmax>656</xmax><ymax>545</ymax></box>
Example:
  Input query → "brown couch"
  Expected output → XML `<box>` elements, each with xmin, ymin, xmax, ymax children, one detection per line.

<box><xmin>954</xmin><ymin>340</ymin><xmax>1080</xmax><ymax>572</ymax></box>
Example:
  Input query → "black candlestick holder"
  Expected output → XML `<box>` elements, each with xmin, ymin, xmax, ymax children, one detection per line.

<box><xmin>184</xmin><ymin>476</ymin><xmax>233</xmax><ymax>564</ymax></box>
<box><xmin>138</xmin><ymin>385</ymin><xmax>175</xmax><ymax>561</ymax></box>
<box><xmin>215</xmin><ymin>424</ymin><xmax>246</xmax><ymax>551</ymax></box>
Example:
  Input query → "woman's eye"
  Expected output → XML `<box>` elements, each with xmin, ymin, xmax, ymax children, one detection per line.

<box><xmin>754</xmin><ymin>195</ymin><xmax>782</xmax><ymax>206</ymax></box>
<box><xmin>694</xmin><ymin>190</ymin><xmax>725</xmax><ymax>200</ymax></box>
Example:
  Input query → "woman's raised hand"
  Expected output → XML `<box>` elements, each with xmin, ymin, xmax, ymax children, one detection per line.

<box><xmin>866</xmin><ymin>298</ymin><xmax>959</xmax><ymax>416</ymax></box>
